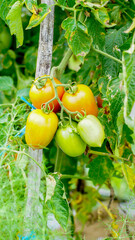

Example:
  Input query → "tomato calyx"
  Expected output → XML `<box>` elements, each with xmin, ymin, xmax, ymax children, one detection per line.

<box><xmin>41</xmin><ymin>103</ymin><xmax>54</xmax><ymax>114</ymax></box>
<box><xmin>33</xmin><ymin>76</ymin><xmax>52</xmax><ymax>89</ymax></box>
<box><xmin>75</xmin><ymin>110</ymin><xmax>86</xmax><ymax>122</ymax></box>
<box><xmin>33</xmin><ymin>78</ymin><xmax>47</xmax><ymax>89</ymax></box>
<box><xmin>64</xmin><ymin>81</ymin><xmax>78</xmax><ymax>94</ymax></box>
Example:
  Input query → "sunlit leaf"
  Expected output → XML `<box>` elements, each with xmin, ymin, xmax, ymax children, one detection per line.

<box><xmin>45</xmin><ymin>174</ymin><xmax>69</xmax><ymax>230</ymax></box>
<box><xmin>92</xmin><ymin>7</ymin><xmax>116</xmax><ymax>28</ymax></box>
<box><xmin>6</xmin><ymin>1</ymin><xmax>23</xmax><ymax>47</ymax></box>
<box><xmin>26</xmin><ymin>4</ymin><xmax>50</xmax><ymax>29</ymax></box>
<box><xmin>122</xmin><ymin>163</ymin><xmax>135</xmax><ymax>190</ymax></box>
<box><xmin>62</xmin><ymin>17</ymin><xmax>91</xmax><ymax>62</ymax></box>
<box><xmin>0</xmin><ymin>76</ymin><xmax>13</xmax><ymax>91</ymax></box>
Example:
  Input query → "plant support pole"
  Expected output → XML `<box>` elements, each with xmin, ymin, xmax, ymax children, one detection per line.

<box><xmin>24</xmin><ymin>0</ymin><xmax>54</xmax><ymax>235</ymax></box>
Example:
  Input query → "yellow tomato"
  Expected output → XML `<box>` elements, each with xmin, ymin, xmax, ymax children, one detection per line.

<box><xmin>25</xmin><ymin>109</ymin><xmax>58</xmax><ymax>149</ymax></box>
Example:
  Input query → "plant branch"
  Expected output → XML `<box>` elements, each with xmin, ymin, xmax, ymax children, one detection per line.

<box><xmin>54</xmin><ymin>145</ymin><xmax>62</xmax><ymax>172</ymax></box>
<box><xmin>93</xmin><ymin>47</ymin><xmax>123</xmax><ymax>64</ymax></box>
<box><xmin>88</xmin><ymin>149</ymin><xmax>130</xmax><ymax>162</ymax></box>
<box><xmin>61</xmin><ymin>174</ymin><xmax>91</xmax><ymax>181</ymax></box>
<box><xmin>51</xmin><ymin>48</ymin><xmax>72</xmax><ymax>79</ymax></box>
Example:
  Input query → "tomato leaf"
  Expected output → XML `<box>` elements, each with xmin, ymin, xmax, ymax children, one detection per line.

<box><xmin>0</xmin><ymin>0</ymin><xmax>16</xmax><ymax>22</ymax></box>
<box><xmin>25</xmin><ymin>0</ymin><xmax>37</xmax><ymax>13</ymax></box>
<box><xmin>0</xmin><ymin>76</ymin><xmax>13</xmax><ymax>91</ymax></box>
<box><xmin>87</xmin><ymin>156</ymin><xmax>114</xmax><ymax>185</ymax></box>
<box><xmin>45</xmin><ymin>174</ymin><xmax>69</xmax><ymax>230</ymax></box>
<box><xmin>26</xmin><ymin>3</ymin><xmax>50</xmax><ymax>29</ymax></box>
<box><xmin>62</xmin><ymin>17</ymin><xmax>91</xmax><ymax>62</ymax></box>
<box><xmin>122</xmin><ymin>33</ymin><xmax>135</xmax><ymax>131</ymax></box>
<box><xmin>125</xmin><ymin>18</ymin><xmax>135</xmax><ymax>33</ymax></box>
<box><xmin>86</xmin><ymin>14</ymin><xmax>105</xmax><ymax>50</ymax></box>
<box><xmin>92</xmin><ymin>7</ymin><xmax>116</xmax><ymax>28</ymax></box>
<box><xmin>101</xmin><ymin>25</ymin><xmax>129</xmax><ymax>78</ymax></box>
<box><xmin>122</xmin><ymin>163</ymin><xmax>135</xmax><ymax>191</ymax></box>
<box><xmin>6</xmin><ymin>1</ymin><xmax>23</xmax><ymax>47</ymax></box>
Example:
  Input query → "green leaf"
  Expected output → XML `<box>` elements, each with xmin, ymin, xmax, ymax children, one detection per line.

<box><xmin>87</xmin><ymin>156</ymin><xmax>114</xmax><ymax>185</ymax></box>
<box><xmin>6</xmin><ymin>1</ymin><xmax>23</xmax><ymax>47</ymax></box>
<box><xmin>62</xmin><ymin>17</ymin><xmax>91</xmax><ymax>62</ymax></box>
<box><xmin>125</xmin><ymin>18</ymin><xmax>135</xmax><ymax>33</ymax></box>
<box><xmin>98</xmin><ymin>113</ymin><xmax>117</xmax><ymax>150</ymax></box>
<box><xmin>25</xmin><ymin>0</ymin><xmax>37</xmax><ymax>13</ymax></box>
<box><xmin>26</xmin><ymin>4</ymin><xmax>50</xmax><ymax>29</ymax></box>
<box><xmin>0</xmin><ymin>0</ymin><xmax>16</xmax><ymax>22</ymax></box>
<box><xmin>0</xmin><ymin>76</ymin><xmax>13</xmax><ymax>91</ymax></box>
<box><xmin>107</xmin><ymin>77</ymin><xmax>124</xmax><ymax>127</ymax></box>
<box><xmin>122</xmin><ymin>163</ymin><xmax>135</xmax><ymax>190</ymax></box>
<box><xmin>102</xmin><ymin>25</ymin><xmax>129</xmax><ymax>78</ymax></box>
<box><xmin>57</xmin><ymin>0</ymin><xmax>67</xmax><ymax>5</ymax></box>
<box><xmin>92</xmin><ymin>7</ymin><xmax>116</xmax><ymax>28</ymax></box>
<box><xmin>122</xmin><ymin>33</ymin><xmax>135</xmax><ymax>130</ymax></box>
<box><xmin>17</xmin><ymin>88</ymin><xmax>30</xmax><ymax>98</ymax></box>
<box><xmin>45</xmin><ymin>174</ymin><xmax>69</xmax><ymax>230</ymax></box>
<box><xmin>86</xmin><ymin>14</ymin><xmax>105</xmax><ymax>50</ymax></box>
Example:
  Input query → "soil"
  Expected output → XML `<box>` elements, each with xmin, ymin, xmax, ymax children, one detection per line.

<box><xmin>75</xmin><ymin>201</ymin><xmax>135</xmax><ymax>240</ymax></box>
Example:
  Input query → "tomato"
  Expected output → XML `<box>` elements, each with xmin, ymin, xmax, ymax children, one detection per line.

<box><xmin>62</xmin><ymin>84</ymin><xmax>98</xmax><ymax>116</ymax></box>
<box><xmin>97</xmin><ymin>95</ymin><xmax>109</xmax><ymax>114</ymax></box>
<box><xmin>25</xmin><ymin>109</ymin><xmax>58</xmax><ymax>149</ymax></box>
<box><xmin>55</xmin><ymin>122</ymin><xmax>86</xmax><ymax>157</ymax></box>
<box><xmin>29</xmin><ymin>76</ymin><xmax>64</xmax><ymax>112</ymax></box>
<box><xmin>0</xmin><ymin>19</ymin><xmax>12</xmax><ymax>52</ymax></box>
<box><xmin>77</xmin><ymin>115</ymin><xmax>105</xmax><ymax>147</ymax></box>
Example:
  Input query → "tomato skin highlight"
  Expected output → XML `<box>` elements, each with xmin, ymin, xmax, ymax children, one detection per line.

<box><xmin>62</xmin><ymin>84</ymin><xmax>98</xmax><ymax>116</ymax></box>
<box><xmin>29</xmin><ymin>76</ymin><xmax>64</xmax><ymax>112</ymax></box>
<box><xmin>77</xmin><ymin>115</ymin><xmax>105</xmax><ymax>147</ymax></box>
<box><xmin>25</xmin><ymin>109</ymin><xmax>58</xmax><ymax>149</ymax></box>
<box><xmin>55</xmin><ymin>122</ymin><xmax>86</xmax><ymax>157</ymax></box>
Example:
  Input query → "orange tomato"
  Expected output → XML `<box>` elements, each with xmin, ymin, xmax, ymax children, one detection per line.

<box><xmin>62</xmin><ymin>84</ymin><xmax>98</xmax><ymax>116</ymax></box>
<box><xmin>25</xmin><ymin>109</ymin><xmax>58</xmax><ymax>149</ymax></box>
<box><xmin>29</xmin><ymin>76</ymin><xmax>64</xmax><ymax>112</ymax></box>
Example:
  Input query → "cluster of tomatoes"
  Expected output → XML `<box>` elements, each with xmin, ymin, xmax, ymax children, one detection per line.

<box><xmin>25</xmin><ymin>76</ymin><xmax>105</xmax><ymax>157</ymax></box>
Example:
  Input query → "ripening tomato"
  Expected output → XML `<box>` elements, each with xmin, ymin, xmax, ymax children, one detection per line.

<box><xmin>62</xmin><ymin>84</ymin><xmax>98</xmax><ymax>116</ymax></box>
<box><xmin>25</xmin><ymin>109</ymin><xmax>58</xmax><ymax>149</ymax></box>
<box><xmin>55</xmin><ymin>122</ymin><xmax>86</xmax><ymax>157</ymax></box>
<box><xmin>29</xmin><ymin>76</ymin><xmax>64</xmax><ymax>112</ymax></box>
<box><xmin>77</xmin><ymin>115</ymin><xmax>105</xmax><ymax>147</ymax></box>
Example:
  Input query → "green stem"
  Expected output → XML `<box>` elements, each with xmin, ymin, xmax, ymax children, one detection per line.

<box><xmin>61</xmin><ymin>174</ymin><xmax>90</xmax><ymax>181</ymax></box>
<box><xmin>54</xmin><ymin>146</ymin><xmax>63</xmax><ymax>172</ymax></box>
<box><xmin>51</xmin><ymin>48</ymin><xmax>73</xmax><ymax>79</ymax></box>
<box><xmin>93</xmin><ymin>48</ymin><xmax>123</xmax><ymax>64</ymax></box>
<box><xmin>88</xmin><ymin>150</ymin><xmax>130</xmax><ymax>162</ymax></box>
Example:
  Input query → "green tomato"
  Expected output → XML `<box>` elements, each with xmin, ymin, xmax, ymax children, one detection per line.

<box><xmin>0</xmin><ymin>21</ymin><xmax>12</xmax><ymax>52</ymax></box>
<box><xmin>77</xmin><ymin>115</ymin><xmax>105</xmax><ymax>147</ymax></box>
<box><xmin>55</xmin><ymin>122</ymin><xmax>86</xmax><ymax>157</ymax></box>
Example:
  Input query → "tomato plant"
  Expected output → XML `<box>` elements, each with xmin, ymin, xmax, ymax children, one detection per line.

<box><xmin>62</xmin><ymin>84</ymin><xmax>98</xmax><ymax>116</ymax></box>
<box><xmin>25</xmin><ymin>109</ymin><xmax>58</xmax><ymax>149</ymax></box>
<box><xmin>77</xmin><ymin>115</ymin><xmax>105</xmax><ymax>147</ymax></box>
<box><xmin>55</xmin><ymin>121</ymin><xmax>86</xmax><ymax>157</ymax></box>
<box><xmin>29</xmin><ymin>76</ymin><xmax>64</xmax><ymax>112</ymax></box>
<box><xmin>0</xmin><ymin>0</ymin><xmax>135</xmax><ymax>239</ymax></box>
